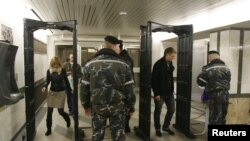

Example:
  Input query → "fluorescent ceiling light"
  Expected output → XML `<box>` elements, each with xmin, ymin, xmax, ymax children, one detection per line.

<box><xmin>119</xmin><ymin>11</ymin><xmax>127</xmax><ymax>15</ymax></box>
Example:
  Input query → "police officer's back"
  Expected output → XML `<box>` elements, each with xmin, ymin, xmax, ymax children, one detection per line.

<box><xmin>80</xmin><ymin>35</ymin><xmax>136</xmax><ymax>141</ymax></box>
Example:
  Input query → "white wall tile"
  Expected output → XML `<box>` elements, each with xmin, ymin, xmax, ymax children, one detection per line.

<box><xmin>241</xmin><ymin>31</ymin><xmax>250</xmax><ymax>93</ymax></box>
<box><xmin>220</xmin><ymin>30</ymin><xmax>240</xmax><ymax>94</ymax></box>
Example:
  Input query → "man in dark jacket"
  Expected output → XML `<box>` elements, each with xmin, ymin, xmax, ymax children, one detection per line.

<box><xmin>197</xmin><ymin>50</ymin><xmax>231</xmax><ymax>125</ymax></box>
<box><xmin>63</xmin><ymin>54</ymin><xmax>82</xmax><ymax>116</ymax></box>
<box><xmin>151</xmin><ymin>47</ymin><xmax>176</xmax><ymax>137</ymax></box>
<box><xmin>118</xmin><ymin>39</ymin><xmax>134</xmax><ymax>133</ymax></box>
<box><xmin>80</xmin><ymin>35</ymin><xmax>136</xmax><ymax>141</ymax></box>
<box><xmin>119</xmin><ymin>40</ymin><xmax>134</xmax><ymax>79</ymax></box>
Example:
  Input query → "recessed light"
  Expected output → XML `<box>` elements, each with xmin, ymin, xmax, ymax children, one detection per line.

<box><xmin>119</xmin><ymin>11</ymin><xmax>127</xmax><ymax>15</ymax></box>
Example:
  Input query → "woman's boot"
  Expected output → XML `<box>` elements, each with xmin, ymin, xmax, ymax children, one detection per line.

<box><xmin>45</xmin><ymin>119</ymin><xmax>52</xmax><ymax>136</ymax></box>
<box><xmin>58</xmin><ymin>109</ymin><xmax>71</xmax><ymax>128</ymax></box>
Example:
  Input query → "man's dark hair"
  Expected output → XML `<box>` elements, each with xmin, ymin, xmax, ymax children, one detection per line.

<box><xmin>164</xmin><ymin>47</ymin><xmax>176</xmax><ymax>56</ymax></box>
<box><xmin>66</xmin><ymin>58</ymin><xmax>70</xmax><ymax>62</ymax></box>
<box><xmin>118</xmin><ymin>40</ymin><xmax>123</xmax><ymax>50</ymax></box>
<box><xmin>208</xmin><ymin>50</ymin><xmax>220</xmax><ymax>55</ymax></box>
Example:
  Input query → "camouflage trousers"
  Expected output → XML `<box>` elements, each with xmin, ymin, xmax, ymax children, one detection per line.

<box><xmin>208</xmin><ymin>90</ymin><xmax>229</xmax><ymax>125</ymax></box>
<box><xmin>91</xmin><ymin>109</ymin><xmax>126</xmax><ymax>141</ymax></box>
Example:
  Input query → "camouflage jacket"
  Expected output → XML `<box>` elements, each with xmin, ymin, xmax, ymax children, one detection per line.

<box><xmin>80</xmin><ymin>48</ymin><xmax>136</xmax><ymax>114</ymax></box>
<box><xmin>197</xmin><ymin>59</ymin><xmax>231</xmax><ymax>93</ymax></box>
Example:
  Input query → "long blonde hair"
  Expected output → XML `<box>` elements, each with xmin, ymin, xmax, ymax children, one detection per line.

<box><xmin>50</xmin><ymin>57</ymin><xmax>62</xmax><ymax>67</ymax></box>
<box><xmin>49</xmin><ymin>57</ymin><xmax>62</xmax><ymax>73</ymax></box>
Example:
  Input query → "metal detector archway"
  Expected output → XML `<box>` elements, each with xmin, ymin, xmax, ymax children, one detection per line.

<box><xmin>24</xmin><ymin>19</ymin><xmax>82</xmax><ymax>141</ymax></box>
<box><xmin>135</xmin><ymin>21</ymin><xmax>194</xmax><ymax>140</ymax></box>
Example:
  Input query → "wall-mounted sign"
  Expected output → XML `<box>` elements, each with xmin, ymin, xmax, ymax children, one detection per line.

<box><xmin>1</xmin><ymin>24</ymin><xmax>13</xmax><ymax>44</ymax></box>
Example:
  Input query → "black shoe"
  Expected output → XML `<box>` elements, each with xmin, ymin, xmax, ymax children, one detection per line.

<box><xmin>156</xmin><ymin>130</ymin><xmax>162</xmax><ymax>137</ymax></box>
<box><xmin>45</xmin><ymin>130</ymin><xmax>51</xmax><ymax>136</ymax></box>
<box><xmin>163</xmin><ymin>127</ymin><xmax>175</xmax><ymax>135</ymax></box>
<box><xmin>125</xmin><ymin>126</ymin><xmax>131</xmax><ymax>133</ymax></box>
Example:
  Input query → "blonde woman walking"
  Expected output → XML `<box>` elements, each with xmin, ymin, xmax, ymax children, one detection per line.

<box><xmin>42</xmin><ymin>57</ymin><xmax>72</xmax><ymax>136</ymax></box>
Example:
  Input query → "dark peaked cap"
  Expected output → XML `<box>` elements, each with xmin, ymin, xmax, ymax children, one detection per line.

<box><xmin>104</xmin><ymin>35</ymin><xmax>120</xmax><ymax>44</ymax></box>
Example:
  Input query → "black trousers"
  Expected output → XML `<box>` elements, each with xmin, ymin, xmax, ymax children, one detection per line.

<box><xmin>66</xmin><ymin>89</ymin><xmax>73</xmax><ymax>113</ymax></box>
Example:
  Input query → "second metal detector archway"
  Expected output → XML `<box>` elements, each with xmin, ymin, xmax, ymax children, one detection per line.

<box><xmin>24</xmin><ymin>18</ymin><xmax>82</xmax><ymax>141</ymax></box>
<box><xmin>135</xmin><ymin>21</ymin><xmax>195</xmax><ymax>140</ymax></box>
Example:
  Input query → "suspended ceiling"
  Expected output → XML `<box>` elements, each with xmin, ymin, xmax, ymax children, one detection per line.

<box><xmin>26</xmin><ymin>0</ymin><xmax>233</xmax><ymax>38</ymax></box>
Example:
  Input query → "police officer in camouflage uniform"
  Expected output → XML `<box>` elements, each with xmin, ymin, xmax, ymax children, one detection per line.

<box><xmin>80</xmin><ymin>35</ymin><xmax>136</xmax><ymax>141</ymax></box>
<box><xmin>197</xmin><ymin>50</ymin><xmax>231</xmax><ymax>125</ymax></box>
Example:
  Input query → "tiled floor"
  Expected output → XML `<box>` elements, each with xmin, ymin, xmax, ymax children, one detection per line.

<box><xmin>33</xmin><ymin>92</ymin><xmax>207</xmax><ymax>141</ymax></box>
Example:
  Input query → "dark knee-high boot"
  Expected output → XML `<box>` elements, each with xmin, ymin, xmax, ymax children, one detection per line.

<box><xmin>45</xmin><ymin>107</ymin><xmax>53</xmax><ymax>136</ymax></box>
<box><xmin>58</xmin><ymin>108</ymin><xmax>71</xmax><ymax>128</ymax></box>
<box><xmin>45</xmin><ymin>119</ymin><xmax>52</xmax><ymax>136</ymax></box>
<box><xmin>65</xmin><ymin>114</ymin><xmax>71</xmax><ymax>128</ymax></box>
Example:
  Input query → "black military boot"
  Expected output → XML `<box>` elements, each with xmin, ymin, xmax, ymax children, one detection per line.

<box><xmin>59</xmin><ymin>109</ymin><xmax>71</xmax><ymax>128</ymax></box>
<box><xmin>125</xmin><ymin>114</ymin><xmax>131</xmax><ymax>133</ymax></box>
<box><xmin>125</xmin><ymin>124</ymin><xmax>131</xmax><ymax>133</ymax></box>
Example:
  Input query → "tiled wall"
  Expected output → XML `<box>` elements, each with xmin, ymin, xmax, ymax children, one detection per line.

<box><xmin>191</xmin><ymin>39</ymin><xmax>208</xmax><ymax>101</ymax></box>
<box><xmin>220</xmin><ymin>30</ymin><xmax>240</xmax><ymax>94</ymax></box>
<box><xmin>241</xmin><ymin>31</ymin><xmax>250</xmax><ymax>94</ymax></box>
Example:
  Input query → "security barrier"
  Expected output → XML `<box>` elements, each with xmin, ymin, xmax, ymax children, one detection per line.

<box><xmin>23</xmin><ymin>19</ymin><xmax>80</xmax><ymax>141</ymax></box>
<box><xmin>135</xmin><ymin>21</ymin><xmax>195</xmax><ymax>140</ymax></box>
